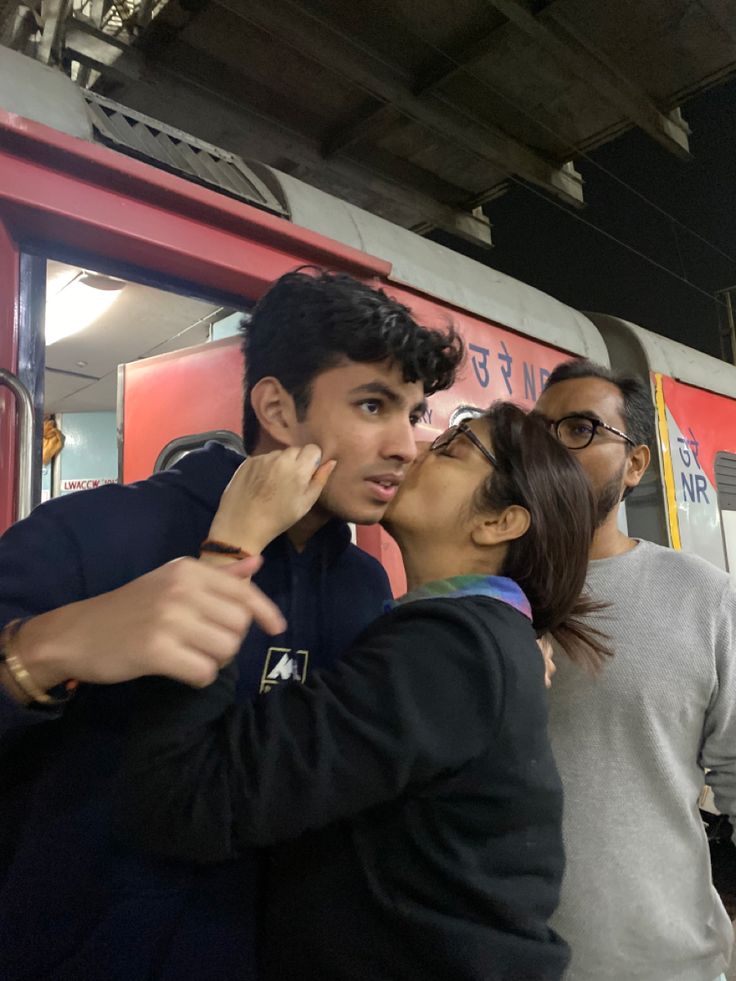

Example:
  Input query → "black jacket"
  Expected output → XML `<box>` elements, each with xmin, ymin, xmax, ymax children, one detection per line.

<box><xmin>118</xmin><ymin>594</ymin><xmax>569</xmax><ymax>981</ymax></box>
<box><xmin>0</xmin><ymin>443</ymin><xmax>391</xmax><ymax>981</ymax></box>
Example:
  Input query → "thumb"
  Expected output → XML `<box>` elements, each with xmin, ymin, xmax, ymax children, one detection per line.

<box><xmin>223</xmin><ymin>555</ymin><xmax>263</xmax><ymax>579</ymax></box>
<box><xmin>309</xmin><ymin>459</ymin><xmax>337</xmax><ymax>495</ymax></box>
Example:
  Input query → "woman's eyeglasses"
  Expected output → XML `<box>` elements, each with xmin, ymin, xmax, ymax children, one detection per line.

<box><xmin>430</xmin><ymin>421</ymin><xmax>498</xmax><ymax>467</ymax></box>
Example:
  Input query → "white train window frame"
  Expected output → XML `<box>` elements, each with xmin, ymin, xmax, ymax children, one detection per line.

<box><xmin>714</xmin><ymin>452</ymin><xmax>736</xmax><ymax>575</ymax></box>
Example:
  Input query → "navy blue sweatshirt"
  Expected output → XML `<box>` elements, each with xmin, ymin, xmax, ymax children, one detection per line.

<box><xmin>118</xmin><ymin>596</ymin><xmax>570</xmax><ymax>981</ymax></box>
<box><xmin>0</xmin><ymin>443</ymin><xmax>391</xmax><ymax>981</ymax></box>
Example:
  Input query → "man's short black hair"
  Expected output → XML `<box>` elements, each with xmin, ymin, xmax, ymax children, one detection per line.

<box><xmin>542</xmin><ymin>358</ymin><xmax>656</xmax><ymax>451</ymax></box>
<box><xmin>241</xmin><ymin>267</ymin><xmax>464</xmax><ymax>453</ymax></box>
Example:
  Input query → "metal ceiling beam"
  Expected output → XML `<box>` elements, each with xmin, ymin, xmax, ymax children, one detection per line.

<box><xmin>323</xmin><ymin>105</ymin><xmax>397</xmax><ymax>158</ymax></box>
<box><xmin>156</xmin><ymin>39</ymin><xmax>479</xmax><ymax>216</ymax></box>
<box><xmin>65</xmin><ymin>18</ymin><xmax>138</xmax><ymax>76</ymax></box>
<box><xmin>2</xmin><ymin>0</ymin><xmax>40</xmax><ymax>50</ymax></box>
<box><xmin>347</xmin><ymin>143</ymin><xmax>475</xmax><ymax>208</ymax></box>
<box><xmin>324</xmin><ymin>27</ymin><xmax>506</xmax><ymax>158</ymax></box>
<box><xmin>37</xmin><ymin>0</ymin><xmax>72</xmax><ymax>64</ymax></box>
<box><xmin>413</xmin><ymin>27</ymin><xmax>506</xmax><ymax>95</ymax></box>
<box><xmin>213</xmin><ymin>0</ymin><xmax>584</xmax><ymax>207</ymax></box>
<box><xmin>695</xmin><ymin>0</ymin><xmax>736</xmax><ymax>46</ymax></box>
<box><xmin>485</xmin><ymin>0</ymin><xmax>691</xmax><ymax>159</ymax></box>
<box><xmin>412</xmin><ymin>205</ymin><xmax>493</xmax><ymax>246</ymax></box>
<box><xmin>63</xmin><ymin>29</ymin><xmax>494</xmax><ymax>245</ymax></box>
<box><xmin>65</xmin><ymin>20</ymin><xmax>472</xmax><ymax>210</ymax></box>
<box><xmin>350</xmin><ymin>144</ymin><xmax>493</xmax><ymax>244</ymax></box>
<box><xmin>146</xmin><ymin>26</ymin><xmax>478</xmax><ymax>211</ymax></box>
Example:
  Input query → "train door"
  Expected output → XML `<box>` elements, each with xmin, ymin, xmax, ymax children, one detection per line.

<box><xmin>0</xmin><ymin>99</ymin><xmax>387</xmax><ymax>537</ymax></box>
<box><xmin>0</xmin><ymin>244</ymin><xmax>256</xmax><ymax>534</ymax></box>
<box><xmin>120</xmin><ymin>335</ymin><xmax>245</xmax><ymax>486</ymax></box>
<box><xmin>0</xmin><ymin>223</ymin><xmax>44</xmax><ymax>534</ymax></box>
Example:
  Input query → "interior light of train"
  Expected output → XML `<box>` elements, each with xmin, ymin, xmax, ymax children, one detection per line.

<box><xmin>45</xmin><ymin>272</ymin><xmax>125</xmax><ymax>346</ymax></box>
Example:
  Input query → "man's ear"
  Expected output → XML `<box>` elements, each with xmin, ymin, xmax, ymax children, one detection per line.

<box><xmin>624</xmin><ymin>444</ymin><xmax>650</xmax><ymax>492</ymax></box>
<box><xmin>249</xmin><ymin>377</ymin><xmax>299</xmax><ymax>447</ymax></box>
<box><xmin>471</xmin><ymin>504</ymin><xmax>530</xmax><ymax>547</ymax></box>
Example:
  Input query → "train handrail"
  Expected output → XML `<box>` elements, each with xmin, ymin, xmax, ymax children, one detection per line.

<box><xmin>0</xmin><ymin>367</ymin><xmax>34</xmax><ymax>522</ymax></box>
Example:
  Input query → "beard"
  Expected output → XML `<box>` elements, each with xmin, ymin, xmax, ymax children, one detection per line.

<box><xmin>595</xmin><ymin>465</ymin><xmax>626</xmax><ymax>526</ymax></box>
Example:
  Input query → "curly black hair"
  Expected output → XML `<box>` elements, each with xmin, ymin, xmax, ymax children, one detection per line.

<box><xmin>241</xmin><ymin>267</ymin><xmax>464</xmax><ymax>452</ymax></box>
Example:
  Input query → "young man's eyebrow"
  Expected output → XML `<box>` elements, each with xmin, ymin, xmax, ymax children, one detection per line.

<box><xmin>348</xmin><ymin>382</ymin><xmax>428</xmax><ymax>417</ymax></box>
<box><xmin>348</xmin><ymin>381</ymin><xmax>400</xmax><ymax>401</ymax></box>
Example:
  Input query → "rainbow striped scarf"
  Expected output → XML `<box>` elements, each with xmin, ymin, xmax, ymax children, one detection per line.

<box><xmin>390</xmin><ymin>574</ymin><xmax>532</xmax><ymax>621</ymax></box>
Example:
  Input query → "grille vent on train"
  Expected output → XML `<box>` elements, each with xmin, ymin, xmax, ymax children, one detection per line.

<box><xmin>82</xmin><ymin>91</ymin><xmax>289</xmax><ymax>219</ymax></box>
<box><xmin>714</xmin><ymin>452</ymin><xmax>736</xmax><ymax>511</ymax></box>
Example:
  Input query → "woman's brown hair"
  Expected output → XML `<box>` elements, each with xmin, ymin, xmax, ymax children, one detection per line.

<box><xmin>477</xmin><ymin>402</ymin><xmax>610</xmax><ymax>671</ymax></box>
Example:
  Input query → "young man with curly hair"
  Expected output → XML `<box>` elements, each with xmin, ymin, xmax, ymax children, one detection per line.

<box><xmin>0</xmin><ymin>268</ymin><xmax>463</xmax><ymax>981</ymax></box>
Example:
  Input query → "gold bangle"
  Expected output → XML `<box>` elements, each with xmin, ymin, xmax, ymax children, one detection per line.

<box><xmin>0</xmin><ymin>618</ymin><xmax>75</xmax><ymax>706</ymax></box>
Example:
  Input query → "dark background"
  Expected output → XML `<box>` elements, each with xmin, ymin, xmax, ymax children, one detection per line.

<box><xmin>433</xmin><ymin>75</ymin><xmax>736</xmax><ymax>361</ymax></box>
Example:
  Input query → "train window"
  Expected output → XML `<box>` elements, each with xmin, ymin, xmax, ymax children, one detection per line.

<box><xmin>154</xmin><ymin>431</ymin><xmax>245</xmax><ymax>473</ymax></box>
<box><xmin>714</xmin><ymin>452</ymin><xmax>736</xmax><ymax>574</ymax></box>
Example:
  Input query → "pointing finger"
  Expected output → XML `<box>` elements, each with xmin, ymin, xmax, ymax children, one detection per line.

<box><xmin>238</xmin><ymin>580</ymin><xmax>287</xmax><ymax>636</ymax></box>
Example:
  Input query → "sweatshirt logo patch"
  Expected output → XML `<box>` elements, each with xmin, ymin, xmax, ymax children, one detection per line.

<box><xmin>260</xmin><ymin>647</ymin><xmax>309</xmax><ymax>693</ymax></box>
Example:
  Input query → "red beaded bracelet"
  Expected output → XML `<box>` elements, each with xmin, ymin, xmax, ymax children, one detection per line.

<box><xmin>199</xmin><ymin>539</ymin><xmax>252</xmax><ymax>561</ymax></box>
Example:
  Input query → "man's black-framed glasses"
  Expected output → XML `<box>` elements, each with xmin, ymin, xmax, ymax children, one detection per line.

<box><xmin>549</xmin><ymin>414</ymin><xmax>636</xmax><ymax>450</ymax></box>
<box><xmin>430</xmin><ymin>421</ymin><xmax>498</xmax><ymax>467</ymax></box>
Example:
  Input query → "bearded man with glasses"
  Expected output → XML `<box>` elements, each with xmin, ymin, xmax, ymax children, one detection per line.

<box><xmin>535</xmin><ymin>359</ymin><xmax>736</xmax><ymax>981</ymax></box>
<box><xmin>544</xmin><ymin>413</ymin><xmax>637</xmax><ymax>527</ymax></box>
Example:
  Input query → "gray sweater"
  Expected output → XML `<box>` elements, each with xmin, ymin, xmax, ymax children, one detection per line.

<box><xmin>549</xmin><ymin>539</ymin><xmax>736</xmax><ymax>981</ymax></box>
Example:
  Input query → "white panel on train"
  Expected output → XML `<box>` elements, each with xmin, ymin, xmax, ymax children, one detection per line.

<box><xmin>591</xmin><ymin>312</ymin><xmax>736</xmax><ymax>565</ymax></box>
<box><xmin>0</xmin><ymin>47</ymin><xmax>92</xmax><ymax>141</ymax></box>
<box><xmin>664</xmin><ymin>405</ymin><xmax>726</xmax><ymax>570</ymax></box>
<box><xmin>589</xmin><ymin>313</ymin><xmax>736</xmax><ymax>401</ymax></box>
<box><xmin>268</xmin><ymin>167</ymin><xmax>609</xmax><ymax>365</ymax></box>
